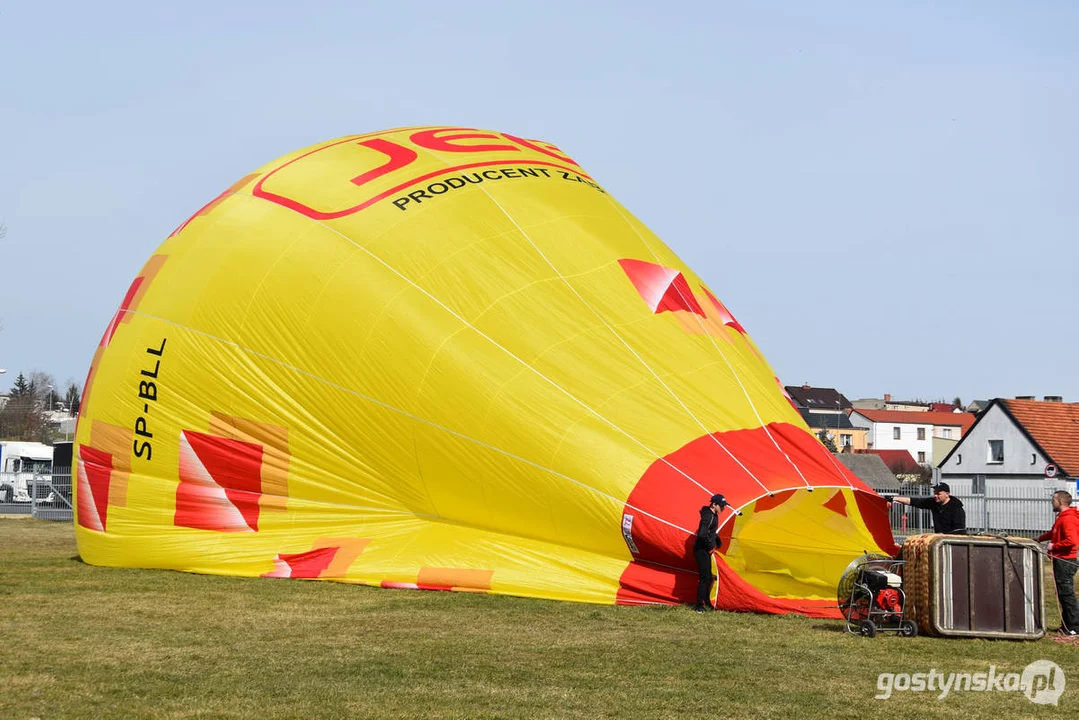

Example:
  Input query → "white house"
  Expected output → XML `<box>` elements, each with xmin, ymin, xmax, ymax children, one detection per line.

<box><xmin>939</xmin><ymin>398</ymin><xmax>1076</xmax><ymax>491</ymax></box>
<box><xmin>937</xmin><ymin>398</ymin><xmax>1076</xmax><ymax>534</ymax></box>
<box><xmin>848</xmin><ymin>409</ymin><xmax>975</xmax><ymax>466</ymax></box>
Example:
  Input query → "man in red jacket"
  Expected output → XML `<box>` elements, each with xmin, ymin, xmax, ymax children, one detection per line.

<box><xmin>1038</xmin><ymin>490</ymin><xmax>1079</xmax><ymax>636</ymax></box>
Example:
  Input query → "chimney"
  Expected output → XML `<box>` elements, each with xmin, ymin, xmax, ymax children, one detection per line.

<box><xmin>802</xmin><ymin>383</ymin><xmax>811</xmax><ymax>390</ymax></box>
<box><xmin>1045</xmin><ymin>395</ymin><xmax>1063</xmax><ymax>403</ymax></box>
<box><xmin>884</xmin><ymin>393</ymin><xmax>892</xmax><ymax>403</ymax></box>
<box><xmin>1016</xmin><ymin>395</ymin><xmax>1035</xmax><ymax>401</ymax></box>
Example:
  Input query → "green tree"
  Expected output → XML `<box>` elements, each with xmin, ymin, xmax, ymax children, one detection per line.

<box><xmin>63</xmin><ymin>379</ymin><xmax>81</xmax><ymax>416</ymax></box>
<box><xmin>10</xmin><ymin>372</ymin><xmax>32</xmax><ymax>398</ymax></box>
<box><xmin>0</xmin><ymin>390</ymin><xmax>44</xmax><ymax>441</ymax></box>
<box><xmin>0</xmin><ymin>371</ymin><xmax>55</xmax><ymax>441</ymax></box>
<box><xmin>816</xmin><ymin>428</ymin><xmax>838</xmax><ymax>453</ymax></box>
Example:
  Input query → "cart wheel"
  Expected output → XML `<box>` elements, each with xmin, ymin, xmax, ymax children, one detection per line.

<box><xmin>859</xmin><ymin>620</ymin><xmax>877</xmax><ymax>638</ymax></box>
<box><xmin>900</xmin><ymin>620</ymin><xmax>918</xmax><ymax>638</ymax></box>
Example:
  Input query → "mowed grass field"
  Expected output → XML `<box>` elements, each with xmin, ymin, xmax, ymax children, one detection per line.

<box><xmin>1</xmin><ymin>518</ymin><xmax>1075</xmax><ymax>719</ymax></box>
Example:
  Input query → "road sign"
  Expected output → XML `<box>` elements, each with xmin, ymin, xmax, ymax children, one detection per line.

<box><xmin>1045</xmin><ymin>464</ymin><xmax>1058</xmax><ymax>478</ymax></box>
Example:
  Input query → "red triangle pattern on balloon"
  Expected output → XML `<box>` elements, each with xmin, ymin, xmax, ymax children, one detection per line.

<box><xmin>701</xmin><ymin>287</ymin><xmax>747</xmax><ymax>334</ymax></box>
<box><xmin>823</xmin><ymin>489</ymin><xmax>849</xmax><ymax>517</ymax></box>
<box><xmin>77</xmin><ymin>445</ymin><xmax>114</xmax><ymax>532</ymax></box>
<box><xmin>618</xmin><ymin>259</ymin><xmax>705</xmax><ymax>316</ymax></box>
<box><xmin>263</xmin><ymin>547</ymin><xmax>340</xmax><ymax>578</ymax></box>
<box><xmin>174</xmin><ymin>430</ymin><xmax>265</xmax><ymax>532</ymax></box>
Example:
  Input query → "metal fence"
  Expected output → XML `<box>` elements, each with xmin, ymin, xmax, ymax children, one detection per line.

<box><xmin>889</xmin><ymin>483</ymin><xmax>1067</xmax><ymax>540</ymax></box>
<box><xmin>0</xmin><ymin>467</ymin><xmax>73</xmax><ymax>521</ymax></box>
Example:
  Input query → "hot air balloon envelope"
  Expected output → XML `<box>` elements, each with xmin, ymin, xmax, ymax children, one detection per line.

<box><xmin>74</xmin><ymin>126</ymin><xmax>896</xmax><ymax>616</ymax></box>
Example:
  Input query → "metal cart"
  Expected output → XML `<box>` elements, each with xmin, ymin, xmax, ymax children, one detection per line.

<box><xmin>838</xmin><ymin>556</ymin><xmax>918</xmax><ymax>638</ymax></box>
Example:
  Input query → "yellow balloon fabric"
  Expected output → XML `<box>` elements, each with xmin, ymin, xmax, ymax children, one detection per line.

<box><xmin>74</xmin><ymin>127</ymin><xmax>896</xmax><ymax>616</ymax></box>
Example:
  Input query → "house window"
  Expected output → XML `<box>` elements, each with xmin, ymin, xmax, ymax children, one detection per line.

<box><xmin>893</xmin><ymin>427</ymin><xmax>901</xmax><ymax>440</ymax></box>
<box><xmin>973</xmin><ymin>474</ymin><xmax>986</xmax><ymax>494</ymax></box>
<box><xmin>840</xmin><ymin>434</ymin><xmax>852</xmax><ymax>447</ymax></box>
<box><xmin>942</xmin><ymin>428</ymin><xmax>952</xmax><ymax>439</ymax></box>
<box><xmin>917</xmin><ymin>451</ymin><xmax>926</xmax><ymax>463</ymax></box>
<box><xmin>917</xmin><ymin>428</ymin><xmax>926</xmax><ymax>441</ymax></box>
<box><xmin>988</xmin><ymin>440</ymin><xmax>1004</xmax><ymax>463</ymax></box>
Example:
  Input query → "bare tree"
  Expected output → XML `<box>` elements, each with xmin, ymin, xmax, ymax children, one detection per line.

<box><xmin>28</xmin><ymin>370</ymin><xmax>59</xmax><ymax>410</ymax></box>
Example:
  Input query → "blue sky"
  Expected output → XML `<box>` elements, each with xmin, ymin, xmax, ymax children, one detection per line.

<box><xmin>1</xmin><ymin>1</ymin><xmax>1076</xmax><ymax>404</ymax></box>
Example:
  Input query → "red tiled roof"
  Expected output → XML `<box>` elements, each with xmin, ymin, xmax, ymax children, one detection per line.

<box><xmin>851</xmin><ymin>409</ymin><xmax>976</xmax><ymax>434</ymax></box>
<box><xmin>1001</xmin><ymin>399</ymin><xmax>1079</xmax><ymax>476</ymax></box>
<box><xmin>865</xmin><ymin>449</ymin><xmax>921</xmax><ymax>473</ymax></box>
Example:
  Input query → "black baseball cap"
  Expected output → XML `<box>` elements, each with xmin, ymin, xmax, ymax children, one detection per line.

<box><xmin>932</xmin><ymin>483</ymin><xmax>950</xmax><ymax>493</ymax></box>
<box><xmin>710</xmin><ymin>494</ymin><xmax>728</xmax><ymax>508</ymax></box>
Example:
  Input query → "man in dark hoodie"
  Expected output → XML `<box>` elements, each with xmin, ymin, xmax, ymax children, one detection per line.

<box><xmin>1038</xmin><ymin>490</ymin><xmax>1079</xmax><ymax>636</ymax></box>
<box><xmin>693</xmin><ymin>493</ymin><xmax>729</xmax><ymax>613</ymax></box>
<box><xmin>889</xmin><ymin>483</ymin><xmax>966</xmax><ymax>534</ymax></box>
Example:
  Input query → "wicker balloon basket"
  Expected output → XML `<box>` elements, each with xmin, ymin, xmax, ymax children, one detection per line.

<box><xmin>900</xmin><ymin>534</ymin><xmax>1044</xmax><ymax>640</ymax></box>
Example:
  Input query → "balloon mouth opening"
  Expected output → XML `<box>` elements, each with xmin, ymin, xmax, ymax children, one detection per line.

<box><xmin>719</xmin><ymin>488</ymin><xmax>894</xmax><ymax>599</ymax></box>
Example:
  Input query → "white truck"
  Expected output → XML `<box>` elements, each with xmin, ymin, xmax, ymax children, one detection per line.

<box><xmin>0</xmin><ymin>441</ymin><xmax>54</xmax><ymax>503</ymax></box>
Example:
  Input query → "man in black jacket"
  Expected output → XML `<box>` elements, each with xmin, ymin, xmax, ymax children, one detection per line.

<box><xmin>889</xmin><ymin>483</ymin><xmax>966</xmax><ymax>534</ymax></box>
<box><xmin>693</xmin><ymin>493</ymin><xmax>730</xmax><ymax>612</ymax></box>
